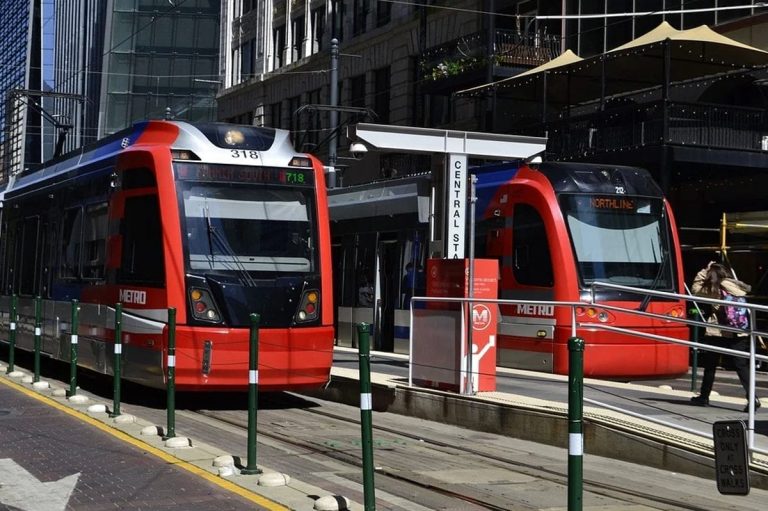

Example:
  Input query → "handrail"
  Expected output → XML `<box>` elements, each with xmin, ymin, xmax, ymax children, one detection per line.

<box><xmin>411</xmin><ymin>287</ymin><xmax>766</xmax><ymax>456</ymax></box>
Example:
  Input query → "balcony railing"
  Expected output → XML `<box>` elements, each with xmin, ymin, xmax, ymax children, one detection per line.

<box><xmin>521</xmin><ymin>100</ymin><xmax>768</xmax><ymax>159</ymax></box>
<box><xmin>421</xmin><ymin>29</ymin><xmax>561</xmax><ymax>82</ymax></box>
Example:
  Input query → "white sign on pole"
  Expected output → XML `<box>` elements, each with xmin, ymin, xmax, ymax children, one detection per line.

<box><xmin>446</xmin><ymin>153</ymin><xmax>467</xmax><ymax>259</ymax></box>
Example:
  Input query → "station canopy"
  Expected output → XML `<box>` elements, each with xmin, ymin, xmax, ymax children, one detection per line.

<box><xmin>457</xmin><ymin>21</ymin><xmax>768</xmax><ymax>107</ymax></box>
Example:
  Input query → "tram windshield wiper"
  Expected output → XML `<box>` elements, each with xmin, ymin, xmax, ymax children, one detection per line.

<box><xmin>638</xmin><ymin>221</ymin><xmax>668</xmax><ymax>311</ymax></box>
<box><xmin>203</xmin><ymin>203</ymin><xmax>257</xmax><ymax>287</ymax></box>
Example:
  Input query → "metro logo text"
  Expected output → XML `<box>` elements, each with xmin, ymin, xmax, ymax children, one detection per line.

<box><xmin>119</xmin><ymin>289</ymin><xmax>147</xmax><ymax>305</ymax></box>
<box><xmin>516</xmin><ymin>304</ymin><xmax>554</xmax><ymax>316</ymax></box>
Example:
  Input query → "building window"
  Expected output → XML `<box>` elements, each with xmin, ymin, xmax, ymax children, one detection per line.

<box><xmin>243</xmin><ymin>0</ymin><xmax>258</xmax><ymax>14</ymax></box>
<box><xmin>376</xmin><ymin>1</ymin><xmax>391</xmax><ymax>27</ymax></box>
<box><xmin>426</xmin><ymin>94</ymin><xmax>451</xmax><ymax>127</ymax></box>
<box><xmin>305</xmin><ymin>88</ymin><xmax>322</xmax><ymax>149</ymax></box>
<box><xmin>332</xmin><ymin>0</ymin><xmax>345</xmax><ymax>41</ymax></box>
<box><xmin>352</xmin><ymin>0</ymin><xmax>369</xmax><ymax>36</ymax></box>
<box><xmin>350</xmin><ymin>74</ymin><xmax>366</xmax><ymax>109</ymax></box>
<box><xmin>410</xmin><ymin>57</ymin><xmax>424</xmax><ymax>126</ymax></box>
<box><xmin>288</xmin><ymin>95</ymin><xmax>301</xmax><ymax>136</ymax></box>
<box><xmin>241</xmin><ymin>39</ymin><xmax>255</xmax><ymax>80</ymax></box>
<box><xmin>292</xmin><ymin>15</ymin><xmax>305</xmax><ymax>60</ymax></box>
<box><xmin>273</xmin><ymin>25</ymin><xmax>286</xmax><ymax>69</ymax></box>
<box><xmin>311</xmin><ymin>7</ymin><xmax>325</xmax><ymax>53</ymax></box>
<box><xmin>270</xmin><ymin>102</ymin><xmax>282</xmax><ymax>129</ymax></box>
<box><xmin>374</xmin><ymin>67</ymin><xmax>390</xmax><ymax>124</ymax></box>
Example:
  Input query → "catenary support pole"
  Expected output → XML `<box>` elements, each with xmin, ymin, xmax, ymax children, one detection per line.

<box><xmin>242</xmin><ymin>313</ymin><xmax>262</xmax><ymax>475</ymax></box>
<box><xmin>165</xmin><ymin>307</ymin><xmax>177</xmax><ymax>439</ymax></box>
<box><xmin>357</xmin><ymin>322</ymin><xmax>376</xmax><ymax>510</ymax></box>
<box><xmin>68</xmin><ymin>299</ymin><xmax>80</xmax><ymax>397</ymax></box>
<box><xmin>6</xmin><ymin>295</ymin><xmax>17</xmax><ymax>373</ymax></box>
<box><xmin>111</xmin><ymin>303</ymin><xmax>123</xmax><ymax>417</ymax></box>
<box><xmin>327</xmin><ymin>37</ymin><xmax>339</xmax><ymax>189</ymax></box>
<box><xmin>33</xmin><ymin>296</ymin><xmax>42</xmax><ymax>382</ymax></box>
<box><xmin>568</xmin><ymin>336</ymin><xmax>584</xmax><ymax>511</ymax></box>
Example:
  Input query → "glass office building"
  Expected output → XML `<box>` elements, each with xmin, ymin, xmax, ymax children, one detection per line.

<box><xmin>0</xmin><ymin>0</ymin><xmax>51</xmax><ymax>178</ymax></box>
<box><xmin>56</xmin><ymin>0</ymin><xmax>220</xmax><ymax>148</ymax></box>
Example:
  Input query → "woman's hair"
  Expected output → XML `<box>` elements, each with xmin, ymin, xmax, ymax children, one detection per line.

<box><xmin>701</xmin><ymin>263</ymin><xmax>730</xmax><ymax>295</ymax></box>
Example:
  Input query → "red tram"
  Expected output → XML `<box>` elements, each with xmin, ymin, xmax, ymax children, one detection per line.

<box><xmin>475</xmin><ymin>162</ymin><xmax>689</xmax><ymax>378</ymax></box>
<box><xmin>0</xmin><ymin>121</ymin><xmax>334</xmax><ymax>390</ymax></box>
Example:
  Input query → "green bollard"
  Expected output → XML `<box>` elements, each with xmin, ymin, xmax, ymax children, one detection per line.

<box><xmin>568</xmin><ymin>336</ymin><xmax>584</xmax><ymax>511</ymax></box>
<box><xmin>111</xmin><ymin>303</ymin><xmax>123</xmax><ymax>417</ymax></box>
<box><xmin>164</xmin><ymin>308</ymin><xmax>177</xmax><ymax>440</ymax></box>
<box><xmin>241</xmin><ymin>313</ymin><xmax>262</xmax><ymax>475</ymax></box>
<box><xmin>357</xmin><ymin>322</ymin><xmax>376</xmax><ymax>511</ymax></box>
<box><xmin>33</xmin><ymin>296</ymin><xmax>42</xmax><ymax>383</ymax></box>
<box><xmin>68</xmin><ymin>300</ymin><xmax>80</xmax><ymax>397</ymax></box>
<box><xmin>6</xmin><ymin>295</ymin><xmax>17</xmax><ymax>374</ymax></box>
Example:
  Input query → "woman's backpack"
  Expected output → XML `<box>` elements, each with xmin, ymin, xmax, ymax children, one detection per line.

<box><xmin>719</xmin><ymin>290</ymin><xmax>750</xmax><ymax>330</ymax></box>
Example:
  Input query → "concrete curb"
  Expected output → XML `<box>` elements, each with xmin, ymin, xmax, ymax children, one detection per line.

<box><xmin>0</xmin><ymin>369</ymin><xmax>364</xmax><ymax>511</ymax></box>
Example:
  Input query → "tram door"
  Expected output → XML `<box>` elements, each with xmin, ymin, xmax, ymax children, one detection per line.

<box><xmin>374</xmin><ymin>236</ymin><xmax>400</xmax><ymax>352</ymax></box>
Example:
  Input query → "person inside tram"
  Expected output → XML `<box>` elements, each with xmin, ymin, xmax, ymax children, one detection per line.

<box><xmin>358</xmin><ymin>274</ymin><xmax>374</xmax><ymax>307</ymax></box>
<box><xmin>402</xmin><ymin>262</ymin><xmax>426</xmax><ymax>309</ymax></box>
<box><xmin>690</xmin><ymin>261</ymin><xmax>761</xmax><ymax>412</ymax></box>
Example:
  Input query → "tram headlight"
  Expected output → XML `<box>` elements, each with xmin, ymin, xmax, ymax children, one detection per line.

<box><xmin>189</xmin><ymin>287</ymin><xmax>221</xmax><ymax>323</ymax></box>
<box><xmin>295</xmin><ymin>289</ymin><xmax>319</xmax><ymax>323</ymax></box>
<box><xmin>584</xmin><ymin>307</ymin><xmax>612</xmax><ymax>323</ymax></box>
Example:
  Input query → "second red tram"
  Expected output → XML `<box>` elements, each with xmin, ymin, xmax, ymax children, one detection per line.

<box><xmin>0</xmin><ymin>121</ymin><xmax>334</xmax><ymax>390</ymax></box>
<box><xmin>475</xmin><ymin>162</ymin><xmax>689</xmax><ymax>378</ymax></box>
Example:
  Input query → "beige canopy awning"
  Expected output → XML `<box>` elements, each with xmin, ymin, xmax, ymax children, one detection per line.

<box><xmin>458</xmin><ymin>49</ymin><xmax>583</xmax><ymax>99</ymax></box>
<box><xmin>457</xmin><ymin>21</ymin><xmax>768</xmax><ymax>106</ymax></box>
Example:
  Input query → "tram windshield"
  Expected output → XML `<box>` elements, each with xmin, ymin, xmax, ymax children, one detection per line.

<box><xmin>560</xmin><ymin>194</ymin><xmax>673</xmax><ymax>289</ymax></box>
<box><xmin>179</xmin><ymin>181</ymin><xmax>316</xmax><ymax>275</ymax></box>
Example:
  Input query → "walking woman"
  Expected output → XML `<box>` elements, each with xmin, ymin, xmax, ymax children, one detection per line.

<box><xmin>690</xmin><ymin>261</ymin><xmax>761</xmax><ymax>412</ymax></box>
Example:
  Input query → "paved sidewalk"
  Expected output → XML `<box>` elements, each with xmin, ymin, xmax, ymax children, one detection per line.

<box><xmin>0</xmin><ymin>377</ymin><xmax>279</xmax><ymax>511</ymax></box>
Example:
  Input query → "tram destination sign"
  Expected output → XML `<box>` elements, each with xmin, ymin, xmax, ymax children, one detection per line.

<box><xmin>175</xmin><ymin>163</ymin><xmax>313</xmax><ymax>186</ymax></box>
<box><xmin>712</xmin><ymin>420</ymin><xmax>750</xmax><ymax>495</ymax></box>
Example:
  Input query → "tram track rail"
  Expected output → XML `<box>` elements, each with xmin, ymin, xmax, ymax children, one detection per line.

<box><xmin>192</xmin><ymin>400</ymin><xmax>721</xmax><ymax>511</ymax></box>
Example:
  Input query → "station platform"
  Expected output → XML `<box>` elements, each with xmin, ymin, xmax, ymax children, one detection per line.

<box><xmin>1</xmin><ymin>350</ymin><xmax>768</xmax><ymax>510</ymax></box>
<box><xmin>324</xmin><ymin>347</ymin><xmax>768</xmax><ymax>486</ymax></box>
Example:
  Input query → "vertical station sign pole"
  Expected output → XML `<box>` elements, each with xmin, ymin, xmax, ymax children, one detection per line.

<box><xmin>446</xmin><ymin>153</ymin><xmax>474</xmax><ymax>395</ymax></box>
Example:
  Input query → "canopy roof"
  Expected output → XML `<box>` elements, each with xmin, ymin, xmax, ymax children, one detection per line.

<box><xmin>458</xmin><ymin>22</ymin><xmax>768</xmax><ymax>106</ymax></box>
<box><xmin>458</xmin><ymin>49</ymin><xmax>583</xmax><ymax>96</ymax></box>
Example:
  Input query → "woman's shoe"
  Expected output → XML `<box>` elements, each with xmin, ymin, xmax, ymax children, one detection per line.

<box><xmin>743</xmin><ymin>399</ymin><xmax>761</xmax><ymax>412</ymax></box>
<box><xmin>691</xmin><ymin>395</ymin><xmax>709</xmax><ymax>406</ymax></box>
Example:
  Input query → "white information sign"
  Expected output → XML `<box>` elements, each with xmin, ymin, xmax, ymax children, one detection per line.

<box><xmin>446</xmin><ymin>153</ymin><xmax>467</xmax><ymax>259</ymax></box>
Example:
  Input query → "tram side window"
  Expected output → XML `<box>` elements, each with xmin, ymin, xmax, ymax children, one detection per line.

<box><xmin>0</xmin><ymin>222</ymin><xmax>8</xmax><ymax>294</ymax></box>
<box><xmin>82</xmin><ymin>202</ymin><xmax>108</xmax><ymax>281</ymax></box>
<box><xmin>20</xmin><ymin>217</ymin><xmax>40</xmax><ymax>295</ymax></box>
<box><xmin>60</xmin><ymin>207</ymin><xmax>83</xmax><ymax>280</ymax></box>
<box><xmin>118</xmin><ymin>195</ymin><xmax>164</xmax><ymax>286</ymax></box>
<box><xmin>512</xmin><ymin>204</ymin><xmax>553</xmax><ymax>287</ymax></box>
<box><xmin>2</xmin><ymin>222</ymin><xmax>19</xmax><ymax>293</ymax></box>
